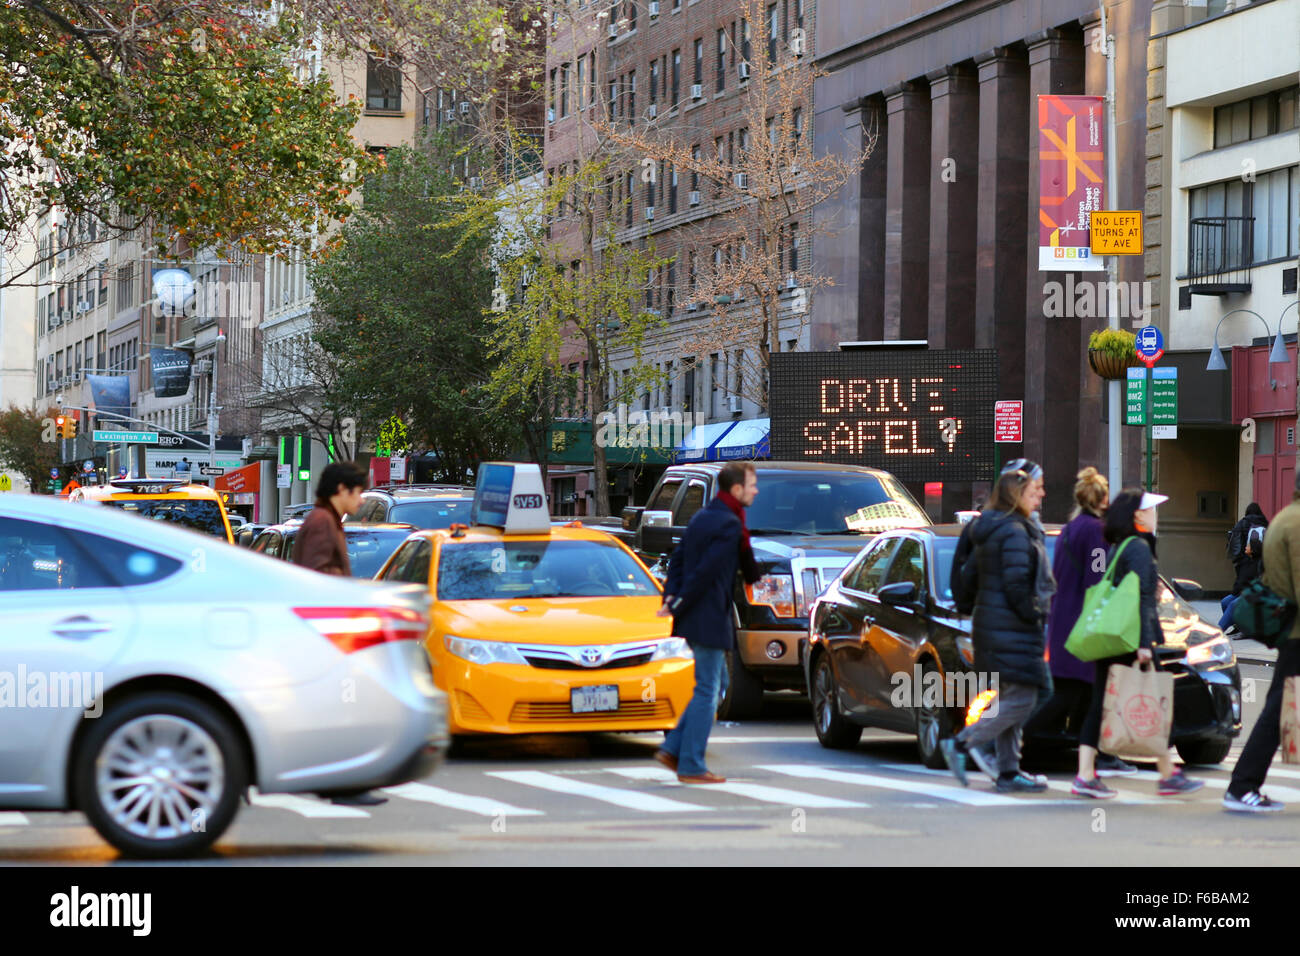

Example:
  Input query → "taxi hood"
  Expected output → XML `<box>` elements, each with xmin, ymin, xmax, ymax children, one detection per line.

<box><xmin>438</xmin><ymin>595</ymin><xmax>671</xmax><ymax>645</ymax></box>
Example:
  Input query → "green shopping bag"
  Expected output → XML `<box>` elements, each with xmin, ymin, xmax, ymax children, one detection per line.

<box><xmin>1064</xmin><ymin>538</ymin><xmax>1141</xmax><ymax>662</ymax></box>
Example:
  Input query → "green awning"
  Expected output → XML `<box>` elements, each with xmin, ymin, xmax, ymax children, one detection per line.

<box><xmin>545</xmin><ymin>420</ymin><xmax>674</xmax><ymax>466</ymax></box>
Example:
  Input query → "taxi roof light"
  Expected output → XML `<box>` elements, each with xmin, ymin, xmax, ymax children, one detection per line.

<box><xmin>470</xmin><ymin>462</ymin><xmax>551</xmax><ymax>536</ymax></box>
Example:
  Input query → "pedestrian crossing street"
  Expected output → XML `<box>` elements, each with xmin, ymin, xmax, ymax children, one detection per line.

<box><xmin>2</xmin><ymin>739</ymin><xmax>1283</xmax><ymax>832</ymax></box>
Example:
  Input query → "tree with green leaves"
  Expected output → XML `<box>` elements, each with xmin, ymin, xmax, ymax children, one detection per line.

<box><xmin>0</xmin><ymin>406</ymin><xmax>60</xmax><ymax>492</ymax></box>
<box><xmin>309</xmin><ymin>132</ymin><xmax>516</xmax><ymax>481</ymax></box>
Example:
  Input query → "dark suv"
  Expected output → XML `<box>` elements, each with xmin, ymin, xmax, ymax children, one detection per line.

<box><xmin>352</xmin><ymin>484</ymin><xmax>475</xmax><ymax>530</ymax></box>
<box><xmin>621</xmin><ymin>461</ymin><xmax>931</xmax><ymax>719</ymax></box>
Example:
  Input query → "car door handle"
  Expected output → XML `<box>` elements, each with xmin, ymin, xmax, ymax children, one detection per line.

<box><xmin>52</xmin><ymin>616</ymin><xmax>113</xmax><ymax>640</ymax></box>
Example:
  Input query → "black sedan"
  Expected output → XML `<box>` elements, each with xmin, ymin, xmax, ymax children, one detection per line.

<box><xmin>804</xmin><ymin>525</ymin><xmax>1242</xmax><ymax>768</ymax></box>
<box><xmin>250</xmin><ymin>522</ymin><xmax>417</xmax><ymax>578</ymax></box>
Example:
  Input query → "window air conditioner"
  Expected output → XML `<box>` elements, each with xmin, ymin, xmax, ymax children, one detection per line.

<box><xmin>728</xmin><ymin>395</ymin><xmax>743</xmax><ymax>414</ymax></box>
<box><xmin>648</xmin><ymin>1</ymin><xmax>660</xmax><ymax>16</ymax></box>
<box><xmin>459</xmin><ymin>101</ymin><xmax>470</xmax><ymax>115</ymax></box>
<box><xmin>645</xmin><ymin>206</ymin><xmax>655</xmax><ymax>221</ymax></box>
<box><xmin>468</xmin><ymin>176</ymin><xmax>483</xmax><ymax>190</ymax></box>
<box><xmin>444</xmin><ymin>109</ymin><xmax>456</xmax><ymax>121</ymax></box>
<box><xmin>738</xmin><ymin>62</ymin><xmax>751</xmax><ymax>80</ymax></box>
<box><xmin>688</xmin><ymin>190</ymin><xmax>701</xmax><ymax>206</ymax></box>
<box><xmin>734</xmin><ymin>172</ymin><xmax>749</xmax><ymax>188</ymax></box>
<box><xmin>646</xmin><ymin>103</ymin><xmax>657</xmax><ymax>119</ymax></box>
<box><xmin>547</xmin><ymin>108</ymin><xmax>555</xmax><ymax>123</ymax></box>
<box><xmin>786</xmin><ymin>273</ymin><xmax>797</xmax><ymax>290</ymax></box>
<box><xmin>686</xmin><ymin>302</ymin><xmax>698</xmax><ymax>312</ymax></box>
<box><xmin>691</xmin><ymin>83</ymin><xmax>703</xmax><ymax>100</ymax></box>
<box><xmin>608</xmin><ymin>22</ymin><xmax>618</xmax><ymax>38</ymax></box>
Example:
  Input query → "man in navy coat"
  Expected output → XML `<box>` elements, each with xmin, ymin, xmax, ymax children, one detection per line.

<box><xmin>654</xmin><ymin>461</ymin><xmax>761</xmax><ymax>783</ymax></box>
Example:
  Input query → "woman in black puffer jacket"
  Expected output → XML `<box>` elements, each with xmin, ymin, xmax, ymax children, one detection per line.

<box><xmin>1070</xmin><ymin>489</ymin><xmax>1203</xmax><ymax>799</ymax></box>
<box><xmin>941</xmin><ymin>460</ymin><xmax>1054</xmax><ymax>793</ymax></box>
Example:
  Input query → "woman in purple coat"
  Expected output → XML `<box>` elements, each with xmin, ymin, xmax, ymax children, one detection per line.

<box><xmin>1027</xmin><ymin>468</ymin><xmax>1135</xmax><ymax>775</ymax></box>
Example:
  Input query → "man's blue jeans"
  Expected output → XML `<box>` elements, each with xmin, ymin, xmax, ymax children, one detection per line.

<box><xmin>661</xmin><ymin>643</ymin><xmax>725</xmax><ymax>776</ymax></box>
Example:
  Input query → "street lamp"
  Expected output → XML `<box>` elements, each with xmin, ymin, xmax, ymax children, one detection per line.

<box><xmin>1205</xmin><ymin>308</ymin><xmax>1289</xmax><ymax>388</ymax></box>
<box><xmin>208</xmin><ymin>328</ymin><xmax>226</xmax><ymax>475</ymax></box>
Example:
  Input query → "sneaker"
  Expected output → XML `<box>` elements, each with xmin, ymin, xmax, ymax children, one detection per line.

<box><xmin>1095</xmin><ymin>754</ymin><xmax>1139</xmax><ymax>777</ymax></box>
<box><xmin>968</xmin><ymin>743</ymin><xmax>998</xmax><ymax>783</ymax></box>
<box><xmin>997</xmin><ymin>772</ymin><xmax>1048</xmax><ymax>793</ymax></box>
<box><xmin>1072</xmin><ymin>776</ymin><xmax>1118</xmax><ymax>799</ymax></box>
<box><xmin>940</xmin><ymin>738</ymin><xmax>969</xmax><ymax>787</ymax></box>
<box><xmin>1157</xmin><ymin>771</ymin><xmax>1205</xmax><ymax>796</ymax></box>
<box><xmin>1223</xmin><ymin>790</ymin><xmax>1285</xmax><ymax>813</ymax></box>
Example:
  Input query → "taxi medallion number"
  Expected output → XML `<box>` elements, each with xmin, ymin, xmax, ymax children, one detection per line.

<box><xmin>571</xmin><ymin>684</ymin><xmax>619</xmax><ymax>714</ymax></box>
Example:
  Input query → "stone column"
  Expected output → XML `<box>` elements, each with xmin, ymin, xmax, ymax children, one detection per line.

<box><xmin>882</xmin><ymin>81</ymin><xmax>931</xmax><ymax>341</ymax></box>
<box><xmin>1025</xmin><ymin>28</ymin><xmax>1086</xmax><ymax>521</ymax></box>
<box><xmin>973</xmin><ymin>47</ymin><xmax>1029</xmax><ymax>406</ymax></box>
<box><xmin>926</xmin><ymin>66</ymin><xmax>979</xmax><ymax>349</ymax></box>
<box><xmin>857</xmin><ymin>97</ymin><xmax>888</xmax><ymax>342</ymax></box>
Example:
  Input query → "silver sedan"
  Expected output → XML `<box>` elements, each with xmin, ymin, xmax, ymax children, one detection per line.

<box><xmin>0</xmin><ymin>494</ymin><xmax>448</xmax><ymax>858</ymax></box>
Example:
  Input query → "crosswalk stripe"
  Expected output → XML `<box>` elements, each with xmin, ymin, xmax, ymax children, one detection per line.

<box><xmin>381</xmin><ymin>782</ymin><xmax>544</xmax><ymax>817</ymax></box>
<box><xmin>605</xmin><ymin>767</ymin><xmax>869</xmax><ymax>808</ymax></box>
<box><xmin>757</xmin><ymin>764</ymin><xmax>1069</xmax><ymax>806</ymax></box>
<box><xmin>487</xmin><ymin>770</ymin><xmax>711</xmax><ymax>813</ymax></box>
<box><xmin>247</xmin><ymin>792</ymin><xmax>371</xmax><ymax>819</ymax></box>
<box><xmin>0</xmin><ymin>812</ymin><xmax>29</xmax><ymax>826</ymax></box>
<box><xmin>1130</xmin><ymin>770</ymin><xmax>1300</xmax><ymax>802</ymax></box>
<box><xmin>876</xmin><ymin>763</ymin><xmax>1165</xmax><ymax>805</ymax></box>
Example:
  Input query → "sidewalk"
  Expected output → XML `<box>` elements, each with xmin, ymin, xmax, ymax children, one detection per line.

<box><xmin>1189</xmin><ymin>599</ymin><xmax>1277</xmax><ymax>665</ymax></box>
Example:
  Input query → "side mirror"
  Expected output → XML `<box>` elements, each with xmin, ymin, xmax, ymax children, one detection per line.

<box><xmin>639</xmin><ymin>509</ymin><xmax>675</xmax><ymax>555</ymax></box>
<box><xmin>878</xmin><ymin>581</ymin><xmax>920</xmax><ymax>605</ymax></box>
<box><xmin>1170</xmin><ymin>577</ymin><xmax>1204</xmax><ymax>602</ymax></box>
<box><xmin>621</xmin><ymin>505</ymin><xmax>644</xmax><ymax>532</ymax></box>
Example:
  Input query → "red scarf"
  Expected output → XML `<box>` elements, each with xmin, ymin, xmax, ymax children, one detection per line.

<box><xmin>717</xmin><ymin>490</ymin><xmax>751</xmax><ymax>551</ymax></box>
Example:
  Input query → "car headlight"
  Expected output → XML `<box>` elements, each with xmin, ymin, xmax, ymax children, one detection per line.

<box><xmin>650</xmin><ymin>637</ymin><xmax>693</xmax><ymax>661</ymax></box>
<box><xmin>747</xmin><ymin>573</ymin><xmax>796</xmax><ymax>617</ymax></box>
<box><xmin>443</xmin><ymin>634</ymin><xmax>528</xmax><ymax>665</ymax></box>
<box><xmin>1184</xmin><ymin>636</ymin><xmax>1234</xmax><ymax>668</ymax></box>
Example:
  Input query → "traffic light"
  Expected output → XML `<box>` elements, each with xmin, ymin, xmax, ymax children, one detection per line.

<box><xmin>54</xmin><ymin>415</ymin><xmax>66</xmax><ymax>438</ymax></box>
<box><xmin>64</xmin><ymin>414</ymin><xmax>77</xmax><ymax>440</ymax></box>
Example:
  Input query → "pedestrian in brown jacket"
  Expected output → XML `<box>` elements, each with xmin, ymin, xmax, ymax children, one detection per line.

<box><xmin>293</xmin><ymin>461</ymin><xmax>368</xmax><ymax>576</ymax></box>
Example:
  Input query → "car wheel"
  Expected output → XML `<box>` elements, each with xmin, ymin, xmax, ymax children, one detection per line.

<box><xmin>810</xmin><ymin>653</ymin><xmax>862</xmax><ymax>750</ymax></box>
<box><xmin>1175</xmin><ymin>737</ymin><xmax>1232</xmax><ymax>766</ymax></box>
<box><xmin>716</xmin><ymin>648</ymin><xmax>765</xmax><ymax>721</ymax></box>
<box><xmin>73</xmin><ymin>692</ymin><xmax>247</xmax><ymax>859</ymax></box>
<box><xmin>916</xmin><ymin>661</ymin><xmax>956</xmax><ymax>769</ymax></box>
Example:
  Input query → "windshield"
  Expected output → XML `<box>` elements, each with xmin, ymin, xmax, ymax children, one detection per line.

<box><xmin>347</xmin><ymin>529</ymin><xmax>412</xmax><ymax>578</ymax></box>
<box><xmin>744</xmin><ymin>473</ymin><xmax>929</xmax><ymax>535</ymax></box>
<box><xmin>390</xmin><ymin>499</ymin><xmax>474</xmax><ymax>529</ymax></box>
<box><xmin>102</xmin><ymin>499</ymin><xmax>228</xmax><ymax>539</ymax></box>
<box><xmin>437</xmin><ymin>539</ymin><xmax>659</xmax><ymax>600</ymax></box>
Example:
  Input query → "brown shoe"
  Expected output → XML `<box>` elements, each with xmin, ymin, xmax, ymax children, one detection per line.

<box><xmin>654</xmin><ymin>750</ymin><xmax>678</xmax><ymax>772</ymax></box>
<box><xmin>677</xmin><ymin>771</ymin><xmax>727</xmax><ymax>784</ymax></box>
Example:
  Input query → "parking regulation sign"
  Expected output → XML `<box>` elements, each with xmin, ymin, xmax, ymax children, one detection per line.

<box><xmin>994</xmin><ymin>401</ymin><xmax>1023</xmax><ymax>443</ymax></box>
<box><xmin>1135</xmin><ymin>324</ymin><xmax>1164</xmax><ymax>366</ymax></box>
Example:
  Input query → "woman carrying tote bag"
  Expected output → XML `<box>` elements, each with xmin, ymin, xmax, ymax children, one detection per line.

<box><xmin>1071</xmin><ymin>489</ymin><xmax>1204</xmax><ymax>798</ymax></box>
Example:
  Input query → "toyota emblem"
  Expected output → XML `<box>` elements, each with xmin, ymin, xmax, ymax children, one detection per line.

<box><xmin>580</xmin><ymin>647</ymin><xmax>603</xmax><ymax>666</ymax></box>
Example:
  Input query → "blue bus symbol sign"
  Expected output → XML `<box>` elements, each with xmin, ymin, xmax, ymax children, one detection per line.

<box><xmin>1135</xmin><ymin>324</ymin><xmax>1164</xmax><ymax>365</ymax></box>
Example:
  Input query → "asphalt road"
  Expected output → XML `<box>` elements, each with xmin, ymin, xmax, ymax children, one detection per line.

<box><xmin>1</xmin><ymin>658</ymin><xmax>1291</xmax><ymax>867</ymax></box>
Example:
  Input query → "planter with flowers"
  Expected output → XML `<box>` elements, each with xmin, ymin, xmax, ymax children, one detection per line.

<box><xmin>1088</xmin><ymin>328</ymin><xmax>1141</xmax><ymax>379</ymax></box>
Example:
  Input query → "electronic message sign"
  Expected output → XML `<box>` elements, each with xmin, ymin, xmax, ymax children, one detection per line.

<box><xmin>769</xmin><ymin>349</ymin><xmax>999</xmax><ymax>482</ymax></box>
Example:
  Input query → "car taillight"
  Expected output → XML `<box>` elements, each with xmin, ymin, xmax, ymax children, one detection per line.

<box><xmin>293</xmin><ymin>606</ymin><xmax>427</xmax><ymax>654</ymax></box>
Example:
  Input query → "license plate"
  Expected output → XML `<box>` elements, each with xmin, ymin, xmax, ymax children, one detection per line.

<box><xmin>571</xmin><ymin>684</ymin><xmax>620</xmax><ymax>714</ymax></box>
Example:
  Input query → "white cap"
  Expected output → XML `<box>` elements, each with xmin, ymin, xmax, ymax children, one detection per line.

<box><xmin>1139</xmin><ymin>492</ymin><xmax>1169</xmax><ymax>510</ymax></box>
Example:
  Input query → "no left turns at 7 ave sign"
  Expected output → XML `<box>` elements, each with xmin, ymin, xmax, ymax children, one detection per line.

<box><xmin>1089</xmin><ymin>210</ymin><xmax>1143</xmax><ymax>255</ymax></box>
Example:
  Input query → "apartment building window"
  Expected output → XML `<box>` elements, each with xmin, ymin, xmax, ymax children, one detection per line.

<box><xmin>609</xmin><ymin>77</ymin><xmax>618</xmax><ymax>117</ymax></box>
<box><xmin>669</xmin><ymin>164</ymin><xmax>678</xmax><ymax>213</ymax></box>
<box><xmin>688</xmin><ymin>250</ymin><xmax>697</xmax><ymax>296</ymax></box>
<box><xmin>727</xmin><ymin>131</ymin><xmax>735</xmax><ymax>167</ymax></box>
<box><xmin>683</xmin><ymin>358</ymin><xmax>696</xmax><ymax>413</ymax></box>
<box><xmin>710</xmin><ymin>353</ymin><xmax>721</xmax><ymax>415</ymax></box>
<box><xmin>550</xmin><ymin>68</ymin><xmax>558</xmax><ymax>121</ymax></box>
<box><xmin>588</xmin><ymin>53</ymin><xmax>598</xmax><ymax>109</ymax></box>
<box><xmin>1189</xmin><ymin>170</ymin><xmax>1299</xmax><ymax>266</ymax></box>
<box><xmin>625</xmin><ymin>170</ymin><xmax>635</xmax><ymax>226</ymax></box>
<box><xmin>672</xmin><ymin>0</ymin><xmax>680</xmax><ymax>9</ymax></box>
<box><xmin>1214</xmin><ymin>87</ymin><xmax>1298</xmax><ymax>148</ymax></box>
<box><xmin>560</xmin><ymin>62</ymin><xmax>570</xmax><ymax>117</ymax></box>
<box><xmin>366</xmin><ymin>53</ymin><xmax>402</xmax><ymax>111</ymax></box>
<box><xmin>693</xmin><ymin>38</ymin><xmax>703</xmax><ymax>88</ymax></box>
<box><xmin>738</xmin><ymin>127</ymin><xmax>749</xmax><ymax>164</ymax></box>
<box><xmin>666</xmin><ymin>258</ymin><xmax>676</xmax><ymax>315</ymax></box>
<box><xmin>767</xmin><ymin>3</ymin><xmax>779</xmax><ymax>63</ymax></box>
<box><xmin>671</xmin><ymin>49</ymin><xmax>680</xmax><ymax>106</ymax></box>
<box><xmin>733</xmin><ymin>350</ymin><xmax>743</xmax><ymax>399</ymax></box>
<box><xmin>795</xmin><ymin>0</ymin><xmax>804</xmax><ymax>29</ymax></box>
<box><xmin>646</xmin><ymin>266</ymin><xmax>655</xmax><ymax>309</ymax></box>
<box><xmin>96</xmin><ymin>332</ymin><xmax>105</xmax><ymax>374</ymax></box>
<box><xmin>628</xmin><ymin>69</ymin><xmax>636</xmax><ymax>121</ymax></box>
<box><xmin>98</xmin><ymin>262</ymin><xmax>109</xmax><ymax>304</ymax></box>
<box><xmin>789</xmin><ymin>222</ymin><xmax>800</xmax><ymax>271</ymax></box>
<box><xmin>645</xmin><ymin>169</ymin><xmax>655</xmax><ymax>213</ymax></box>
<box><xmin>627</xmin><ymin>0</ymin><xmax>636</xmax><ymax>30</ymax></box>
<box><xmin>691</xmin><ymin>145</ymin><xmax>700</xmax><ymax>191</ymax></box>
<box><xmin>741</xmin><ymin>19</ymin><xmax>751</xmax><ymax>62</ymax></box>
<box><xmin>716</xmin><ymin>29</ymin><xmax>726</xmax><ymax>91</ymax></box>
<box><xmin>650</xmin><ymin>59</ymin><xmax>659</xmax><ymax>104</ymax></box>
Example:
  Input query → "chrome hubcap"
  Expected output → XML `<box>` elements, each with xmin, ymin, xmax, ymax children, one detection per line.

<box><xmin>95</xmin><ymin>715</ymin><xmax>224</xmax><ymax>841</ymax></box>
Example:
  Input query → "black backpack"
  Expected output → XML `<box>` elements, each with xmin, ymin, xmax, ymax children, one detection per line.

<box><xmin>951</xmin><ymin>522</ymin><xmax>980</xmax><ymax>615</ymax></box>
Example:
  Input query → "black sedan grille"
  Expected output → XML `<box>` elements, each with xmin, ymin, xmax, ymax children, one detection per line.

<box><xmin>523</xmin><ymin>652</ymin><xmax>655</xmax><ymax>670</ymax></box>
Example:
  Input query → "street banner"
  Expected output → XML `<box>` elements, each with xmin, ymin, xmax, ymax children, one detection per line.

<box><xmin>86</xmin><ymin>374</ymin><xmax>131</xmax><ymax>420</ymax></box>
<box><xmin>216</xmin><ymin>462</ymin><xmax>261</xmax><ymax>494</ymax></box>
<box><xmin>1037</xmin><ymin>94</ymin><xmax>1107</xmax><ymax>271</ymax></box>
<box><xmin>151</xmin><ymin>347</ymin><xmax>192</xmax><ymax>398</ymax></box>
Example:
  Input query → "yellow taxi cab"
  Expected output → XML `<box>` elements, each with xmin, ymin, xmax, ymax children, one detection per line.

<box><xmin>70</xmin><ymin>477</ymin><xmax>235</xmax><ymax>544</ymax></box>
<box><xmin>374</xmin><ymin>462</ymin><xmax>695</xmax><ymax>736</ymax></box>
